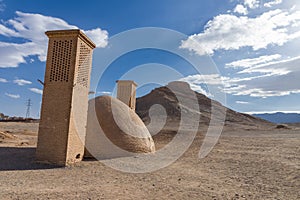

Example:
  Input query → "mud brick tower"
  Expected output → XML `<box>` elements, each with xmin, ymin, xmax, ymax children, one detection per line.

<box><xmin>116</xmin><ymin>80</ymin><xmax>137</xmax><ymax>110</ymax></box>
<box><xmin>36</xmin><ymin>29</ymin><xmax>96</xmax><ymax>166</ymax></box>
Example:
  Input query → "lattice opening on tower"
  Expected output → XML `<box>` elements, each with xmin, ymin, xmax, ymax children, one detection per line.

<box><xmin>49</xmin><ymin>40</ymin><xmax>73</xmax><ymax>82</ymax></box>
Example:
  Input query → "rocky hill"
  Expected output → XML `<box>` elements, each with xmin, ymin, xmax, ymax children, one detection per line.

<box><xmin>136</xmin><ymin>81</ymin><xmax>273</xmax><ymax>131</ymax></box>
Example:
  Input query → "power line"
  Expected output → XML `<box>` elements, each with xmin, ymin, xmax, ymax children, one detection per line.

<box><xmin>25</xmin><ymin>99</ymin><xmax>32</xmax><ymax>119</ymax></box>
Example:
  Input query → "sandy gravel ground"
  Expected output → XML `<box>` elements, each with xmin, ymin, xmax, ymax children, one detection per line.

<box><xmin>0</xmin><ymin>122</ymin><xmax>299</xmax><ymax>200</ymax></box>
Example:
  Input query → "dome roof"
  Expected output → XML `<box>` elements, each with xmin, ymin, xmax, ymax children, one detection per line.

<box><xmin>85</xmin><ymin>96</ymin><xmax>155</xmax><ymax>159</ymax></box>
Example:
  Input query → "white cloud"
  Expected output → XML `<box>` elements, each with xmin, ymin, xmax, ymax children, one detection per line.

<box><xmin>236</xmin><ymin>101</ymin><xmax>250</xmax><ymax>104</ymax></box>
<box><xmin>13</xmin><ymin>78</ymin><xmax>32</xmax><ymax>86</ymax></box>
<box><xmin>226</xmin><ymin>54</ymin><xmax>282</xmax><ymax>69</ymax></box>
<box><xmin>5</xmin><ymin>93</ymin><xmax>20</xmax><ymax>99</ymax></box>
<box><xmin>84</xmin><ymin>28</ymin><xmax>108</xmax><ymax>48</ymax></box>
<box><xmin>181</xmin><ymin>1</ymin><xmax>300</xmax><ymax>99</ymax></box>
<box><xmin>180</xmin><ymin>9</ymin><xmax>300</xmax><ymax>55</ymax></box>
<box><xmin>244</xmin><ymin>0</ymin><xmax>260</xmax><ymax>9</ymax></box>
<box><xmin>186</xmin><ymin>82</ymin><xmax>212</xmax><ymax>97</ymax></box>
<box><xmin>179</xmin><ymin>74</ymin><xmax>229</xmax><ymax>97</ymax></box>
<box><xmin>234</xmin><ymin>4</ymin><xmax>248</xmax><ymax>15</ymax></box>
<box><xmin>0</xmin><ymin>11</ymin><xmax>109</xmax><ymax>68</ymax></box>
<box><xmin>226</xmin><ymin>87</ymin><xmax>300</xmax><ymax>97</ymax></box>
<box><xmin>181</xmin><ymin>54</ymin><xmax>300</xmax><ymax>98</ymax></box>
<box><xmin>291</xmin><ymin>5</ymin><xmax>297</xmax><ymax>11</ymax></box>
<box><xmin>223</xmin><ymin>55</ymin><xmax>300</xmax><ymax>97</ymax></box>
<box><xmin>0</xmin><ymin>42</ymin><xmax>43</xmax><ymax>67</ymax></box>
<box><xmin>264</xmin><ymin>0</ymin><xmax>282</xmax><ymax>8</ymax></box>
<box><xmin>29</xmin><ymin>88</ymin><xmax>43</xmax><ymax>95</ymax></box>
<box><xmin>180</xmin><ymin>74</ymin><xmax>229</xmax><ymax>86</ymax></box>
<box><xmin>239</xmin><ymin>55</ymin><xmax>300</xmax><ymax>74</ymax></box>
<box><xmin>98</xmin><ymin>91</ymin><xmax>112</xmax><ymax>95</ymax></box>
<box><xmin>0</xmin><ymin>78</ymin><xmax>8</xmax><ymax>83</ymax></box>
<box><xmin>179</xmin><ymin>71</ymin><xmax>299</xmax><ymax>98</ymax></box>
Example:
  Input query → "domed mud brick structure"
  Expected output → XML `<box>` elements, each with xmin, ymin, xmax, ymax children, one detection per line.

<box><xmin>85</xmin><ymin>96</ymin><xmax>155</xmax><ymax>159</ymax></box>
<box><xmin>36</xmin><ymin>29</ymin><xmax>96</xmax><ymax>166</ymax></box>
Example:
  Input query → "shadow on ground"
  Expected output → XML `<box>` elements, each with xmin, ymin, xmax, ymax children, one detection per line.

<box><xmin>0</xmin><ymin>147</ymin><xmax>61</xmax><ymax>171</ymax></box>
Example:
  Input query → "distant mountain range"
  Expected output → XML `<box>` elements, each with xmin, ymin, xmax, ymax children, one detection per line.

<box><xmin>253</xmin><ymin>113</ymin><xmax>300</xmax><ymax>124</ymax></box>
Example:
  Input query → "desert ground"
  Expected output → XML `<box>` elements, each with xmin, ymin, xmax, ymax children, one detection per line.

<box><xmin>0</xmin><ymin>122</ymin><xmax>299</xmax><ymax>200</ymax></box>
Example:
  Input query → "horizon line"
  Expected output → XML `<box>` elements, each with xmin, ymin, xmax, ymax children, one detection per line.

<box><xmin>245</xmin><ymin>111</ymin><xmax>300</xmax><ymax>115</ymax></box>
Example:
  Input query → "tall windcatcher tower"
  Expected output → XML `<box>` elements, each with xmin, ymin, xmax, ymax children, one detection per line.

<box><xmin>116</xmin><ymin>80</ymin><xmax>137</xmax><ymax>110</ymax></box>
<box><xmin>36</xmin><ymin>29</ymin><xmax>96</xmax><ymax>166</ymax></box>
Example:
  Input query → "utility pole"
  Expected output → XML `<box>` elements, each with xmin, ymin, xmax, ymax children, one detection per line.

<box><xmin>25</xmin><ymin>99</ymin><xmax>32</xmax><ymax>119</ymax></box>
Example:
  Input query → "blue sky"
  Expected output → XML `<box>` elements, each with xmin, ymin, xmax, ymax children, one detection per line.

<box><xmin>0</xmin><ymin>0</ymin><xmax>300</xmax><ymax>117</ymax></box>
